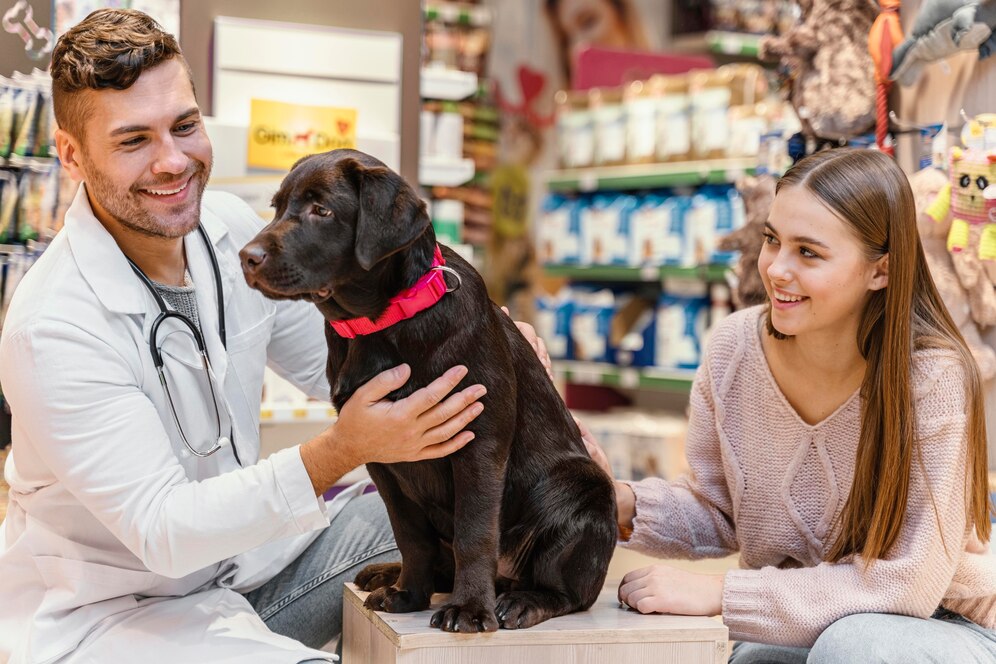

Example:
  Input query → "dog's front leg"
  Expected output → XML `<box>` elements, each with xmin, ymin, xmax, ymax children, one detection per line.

<box><xmin>429</xmin><ymin>453</ymin><xmax>504</xmax><ymax>633</ymax></box>
<box><xmin>360</xmin><ymin>464</ymin><xmax>438</xmax><ymax>613</ymax></box>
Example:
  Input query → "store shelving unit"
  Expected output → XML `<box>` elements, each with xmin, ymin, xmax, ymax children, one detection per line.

<box><xmin>705</xmin><ymin>31</ymin><xmax>762</xmax><ymax>58</ymax></box>
<box><xmin>545</xmin><ymin>157</ymin><xmax>758</xmax><ymax>193</ymax></box>
<box><xmin>553</xmin><ymin>360</ymin><xmax>696</xmax><ymax>392</ymax></box>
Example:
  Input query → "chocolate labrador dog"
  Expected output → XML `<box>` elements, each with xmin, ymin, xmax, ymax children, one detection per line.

<box><xmin>239</xmin><ymin>149</ymin><xmax>616</xmax><ymax>632</ymax></box>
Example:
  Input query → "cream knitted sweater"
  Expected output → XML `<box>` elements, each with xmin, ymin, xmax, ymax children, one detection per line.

<box><xmin>622</xmin><ymin>305</ymin><xmax>996</xmax><ymax>647</ymax></box>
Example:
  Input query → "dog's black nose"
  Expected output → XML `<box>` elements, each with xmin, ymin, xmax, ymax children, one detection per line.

<box><xmin>240</xmin><ymin>243</ymin><xmax>268</xmax><ymax>272</ymax></box>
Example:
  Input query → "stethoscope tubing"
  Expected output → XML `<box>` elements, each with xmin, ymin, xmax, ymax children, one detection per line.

<box><xmin>126</xmin><ymin>225</ymin><xmax>239</xmax><ymax>463</ymax></box>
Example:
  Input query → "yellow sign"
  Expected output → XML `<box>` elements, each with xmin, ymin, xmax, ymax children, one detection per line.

<box><xmin>247</xmin><ymin>99</ymin><xmax>357</xmax><ymax>171</ymax></box>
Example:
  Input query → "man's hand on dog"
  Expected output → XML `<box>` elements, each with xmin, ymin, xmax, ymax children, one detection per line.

<box><xmin>301</xmin><ymin>364</ymin><xmax>485</xmax><ymax>495</ymax></box>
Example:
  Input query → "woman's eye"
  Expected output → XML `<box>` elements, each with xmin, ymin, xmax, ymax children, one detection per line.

<box><xmin>312</xmin><ymin>205</ymin><xmax>333</xmax><ymax>217</ymax></box>
<box><xmin>800</xmin><ymin>247</ymin><xmax>818</xmax><ymax>258</ymax></box>
<box><xmin>763</xmin><ymin>233</ymin><xmax>778</xmax><ymax>245</ymax></box>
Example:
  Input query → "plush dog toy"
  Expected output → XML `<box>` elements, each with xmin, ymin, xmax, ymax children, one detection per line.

<box><xmin>912</xmin><ymin>167</ymin><xmax>996</xmax><ymax>379</ymax></box>
<box><xmin>759</xmin><ymin>0</ymin><xmax>879</xmax><ymax>139</ymax></box>
<box><xmin>890</xmin><ymin>0</ymin><xmax>996</xmax><ymax>86</ymax></box>
<box><xmin>717</xmin><ymin>174</ymin><xmax>777</xmax><ymax>308</ymax></box>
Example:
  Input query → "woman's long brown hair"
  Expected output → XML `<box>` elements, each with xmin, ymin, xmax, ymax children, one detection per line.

<box><xmin>773</xmin><ymin>149</ymin><xmax>992</xmax><ymax>562</ymax></box>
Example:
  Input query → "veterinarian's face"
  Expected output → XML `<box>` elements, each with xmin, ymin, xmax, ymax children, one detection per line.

<box><xmin>759</xmin><ymin>186</ymin><xmax>886</xmax><ymax>338</ymax></box>
<box><xmin>63</xmin><ymin>59</ymin><xmax>212</xmax><ymax>239</ymax></box>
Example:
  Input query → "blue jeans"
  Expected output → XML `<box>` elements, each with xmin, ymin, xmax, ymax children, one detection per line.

<box><xmin>729</xmin><ymin>608</ymin><xmax>996</xmax><ymax>663</ymax></box>
<box><xmin>243</xmin><ymin>491</ymin><xmax>401</xmax><ymax>652</ymax></box>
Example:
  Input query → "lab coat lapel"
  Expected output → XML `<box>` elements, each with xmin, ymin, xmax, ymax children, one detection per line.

<box><xmin>184</xmin><ymin>205</ymin><xmax>235</xmax><ymax>387</ymax></box>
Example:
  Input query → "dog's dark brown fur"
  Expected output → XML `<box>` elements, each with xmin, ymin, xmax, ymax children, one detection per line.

<box><xmin>240</xmin><ymin>149</ymin><xmax>616</xmax><ymax>632</ymax></box>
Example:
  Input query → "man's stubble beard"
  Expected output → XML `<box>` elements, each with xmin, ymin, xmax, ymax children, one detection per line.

<box><xmin>84</xmin><ymin>157</ymin><xmax>213</xmax><ymax>239</ymax></box>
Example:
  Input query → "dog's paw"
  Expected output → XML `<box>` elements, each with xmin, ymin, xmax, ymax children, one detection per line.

<box><xmin>363</xmin><ymin>585</ymin><xmax>430</xmax><ymax>613</ymax></box>
<box><xmin>429</xmin><ymin>599</ymin><xmax>499</xmax><ymax>633</ymax></box>
<box><xmin>495</xmin><ymin>591</ymin><xmax>557</xmax><ymax>629</ymax></box>
<box><xmin>354</xmin><ymin>562</ymin><xmax>402</xmax><ymax>591</ymax></box>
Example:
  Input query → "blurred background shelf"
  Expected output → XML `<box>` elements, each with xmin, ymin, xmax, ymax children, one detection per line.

<box><xmin>705</xmin><ymin>31</ymin><xmax>762</xmax><ymax>57</ymax></box>
<box><xmin>545</xmin><ymin>158</ymin><xmax>758</xmax><ymax>193</ymax></box>
<box><xmin>421</xmin><ymin>67</ymin><xmax>478</xmax><ymax>101</ymax></box>
<box><xmin>259</xmin><ymin>403</ymin><xmax>337</xmax><ymax>424</ymax></box>
<box><xmin>553</xmin><ymin>360</ymin><xmax>696</xmax><ymax>392</ymax></box>
<box><xmin>419</xmin><ymin>155</ymin><xmax>477</xmax><ymax>186</ymax></box>
<box><xmin>543</xmin><ymin>264</ymin><xmax>730</xmax><ymax>282</ymax></box>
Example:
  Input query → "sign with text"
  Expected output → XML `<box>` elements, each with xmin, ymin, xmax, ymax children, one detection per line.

<box><xmin>247</xmin><ymin>99</ymin><xmax>357</xmax><ymax>171</ymax></box>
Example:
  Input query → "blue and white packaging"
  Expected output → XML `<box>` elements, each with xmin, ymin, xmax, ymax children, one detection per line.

<box><xmin>570</xmin><ymin>288</ymin><xmax>616</xmax><ymax>363</ymax></box>
<box><xmin>614</xmin><ymin>301</ymin><xmax>657</xmax><ymax>368</ymax></box>
<box><xmin>628</xmin><ymin>193</ymin><xmax>672</xmax><ymax>267</ymax></box>
<box><xmin>655</xmin><ymin>280</ymin><xmax>709</xmax><ymax>370</ymax></box>
<box><xmin>539</xmin><ymin>194</ymin><xmax>581</xmax><ymax>264</ymax></box>
<box><xmin>535</xmin><ymin>290</ymin><xmax>575</xmax><ymax>360</ymax></box>
<box><xmin>708</xmin><ymin>185</ymin><xmax>744</xmax><ymax>265</ymax></box>
<box><xmin>580</xmin><ymin>194</ymin><xmax>637</xmax><ymax>266</ymax></box>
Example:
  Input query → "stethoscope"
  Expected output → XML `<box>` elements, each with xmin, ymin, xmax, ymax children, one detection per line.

<box><xmin>125</xmin><ymin>225</ymin><xmax>241</xmax><ymax>465</ymax></box>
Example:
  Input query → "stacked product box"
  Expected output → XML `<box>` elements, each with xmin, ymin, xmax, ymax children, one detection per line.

<box><xmin>539</xmin><ymin>185</ymin><xmax>745</xmax><ymax>268</ymax></box>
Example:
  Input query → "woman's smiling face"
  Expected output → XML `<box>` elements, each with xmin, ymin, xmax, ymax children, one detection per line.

<box><xmin>758</xmin><ymin>185</ymin><xmax>888</xmax><ymax>339</ymax></box>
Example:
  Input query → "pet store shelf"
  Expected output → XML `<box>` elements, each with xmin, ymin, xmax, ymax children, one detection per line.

<box><xmin>260</xmin><ymin>403</ymin><xmax>338</xmax><ymax>424</ymax></box>
<box><xmin>419</xmin><ymin>155</ymin><xmax>476</xmax><ymax>186</ymax></box>
<box><xmin>543</xmin><ymin>264</ymin><xmax>730</xmax><ymax>283</ymax></box>
<box><xmin>424</xmin><ymin>1</ymin><xmax>492</xmax><ymax>26</ymax></box>
<box><xmin>705</xmin><ymin>31</ymin><xmax>762</xmax><ymax>57</ymax></box>
<box><xmin>553</xmin><ymin>361</ymin><xmax>697</xmax><ymax>392</ymax></box>
<box><xmin>545</xmin><ymin>158</ymin><xmax>758</xmax><ymax>193</ymax></box>
<box><xmin>421</xmin><ymin>67</ymin><xmax>478</xmax><ymax>101</ymax></box>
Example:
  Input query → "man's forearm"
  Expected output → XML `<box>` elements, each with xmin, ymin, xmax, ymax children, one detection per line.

<box><xmin>300</xmin><ymin>426</ymin><xmax>361</xmax><ymax>496</ymax></box>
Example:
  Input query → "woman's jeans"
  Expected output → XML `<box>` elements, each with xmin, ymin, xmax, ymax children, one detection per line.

<box><xmin>729</xmin><ymin>607</ymin><xmax>996</xmax><ymax>663</ymax></box>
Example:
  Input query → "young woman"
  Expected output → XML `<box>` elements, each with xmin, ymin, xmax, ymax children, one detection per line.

<box><xmin>582</xmin><ymin>148</ymin><xmax>996</xmax><ymax>662</ymax></box>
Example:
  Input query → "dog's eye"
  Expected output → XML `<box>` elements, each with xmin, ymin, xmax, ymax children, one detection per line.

<box><xmin>312</xmin><ymin>204</ymin><xmax>333</xmax><ymax>218</ymax></box>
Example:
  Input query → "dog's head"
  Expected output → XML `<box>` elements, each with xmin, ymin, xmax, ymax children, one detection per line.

<box><xmin>240</xmin><ymin>149</ymin><xmax>433</xmax><ymax>316</ymax></box>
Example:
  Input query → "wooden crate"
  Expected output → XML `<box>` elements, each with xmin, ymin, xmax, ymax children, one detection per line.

<box><xmin>343</xmin><ymin>583</ymin><xmax>729</xmax><ymax>664</ymax></box>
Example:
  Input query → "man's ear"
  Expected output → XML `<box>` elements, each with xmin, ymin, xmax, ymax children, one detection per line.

<box><xmin>54</xmin><ymin>128</ymin><xmax>85</xmax><ymax>182</ymax></box>
<box><xmin>870</xmin><ymin>254</ymin><xmax>888</xmax><ymax>291</ymax></box>
<box><xmin>345</xmin><ymin>159</ymin><xmax>430</xmax><ymax>270</ymax></box>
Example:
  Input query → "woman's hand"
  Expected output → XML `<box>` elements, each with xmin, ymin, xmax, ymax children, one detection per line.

<box><xmin>618</xmin><ymin>565</ymin><xmax>724</xmax><ymax>617</ymax></box>
<box><xmin>501</xmin><ymin>306</ymin><xmax>553</xmax><ymax>380</ymax></box>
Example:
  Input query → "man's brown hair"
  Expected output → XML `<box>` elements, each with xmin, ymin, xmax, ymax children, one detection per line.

<box><xmin>50</xmin><ymin>8</ymin><xmax>192</xmax><ymax>139</ymax></box>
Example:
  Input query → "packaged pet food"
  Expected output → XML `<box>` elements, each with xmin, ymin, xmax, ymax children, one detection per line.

<box><xmin>580</xmin><ymin>194</ymin><xmax>636</xmax><ymax>266</ymax></box>
<box><xmin>612</xmin><ymin>293</ymin><xmax>657</xmax><ymax>367</ymax></box>
<box><xmin>651</xmin><ymin>75</ymin><xmax>691</xmax><ymax>162</ymax></box>
<box><xmin>570</xmin><ymin>288</ymin><xmax>616</xmax><ymax>363</ymax></box>
<box><xmin>655</xmin><ymin>281</ymin><xmax>709</xmax><ymax>370</ymax></box>
<box><xmin>590</xmin><ymin>87</ymin><xmax>626</xmax><ymax>167</ymax></box>
<box><xmin>536</xmin><ymin>289</ymin><xmax>575</xmax><ymax>360</ymax></box>
<box><xmin>689</xmin><ymin>70</ymin><xmax>732</xmax><ymax>159</ymax></box>
<box><xmin>539</xmin><ymin>194</ymin><xmax>581</xmax><ymax>264</ymax></box>
<box><xmin>554</xmin><ymin>90</ymin><xmax>595</xmax><ymax>169</ymax></box>
<box><xmin>624</xmin><ymin>80</ymin><xmax>657</xmax><ymax>164</ymax></box>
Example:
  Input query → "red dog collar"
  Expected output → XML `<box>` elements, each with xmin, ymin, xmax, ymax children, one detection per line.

<box><xmin>330</xmin><ymin>245</ymin><xmax>450</xmax><ymax>338</ymax></box>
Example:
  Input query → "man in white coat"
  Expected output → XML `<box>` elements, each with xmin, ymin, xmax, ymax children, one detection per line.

<box><xmin>0</xmin><ymin>9</ymin><xmax>490</xmax><ymax>663</ymax></box>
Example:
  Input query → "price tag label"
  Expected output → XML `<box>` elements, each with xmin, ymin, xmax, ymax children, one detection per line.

<box><xmin>620</xmin><ymin>368</ymin><xmax>639</xmax><ymax>389</ymax></box>
<box><xmin>579</xmin><ymin>171</ymin><xmax>598</xmax><ymax>192</ymax></box>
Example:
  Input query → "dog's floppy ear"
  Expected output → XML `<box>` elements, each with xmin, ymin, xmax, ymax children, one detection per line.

<box><xmin>343</xmin><ymin>158</ymin><xmax>431</xmax><ymax>270</ymax></box>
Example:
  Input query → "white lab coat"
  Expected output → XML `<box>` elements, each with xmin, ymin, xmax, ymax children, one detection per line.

<box><xmin>0</xmin><ymin>186</ymin><xmax>360</xmax><ymax>663</ymax></box>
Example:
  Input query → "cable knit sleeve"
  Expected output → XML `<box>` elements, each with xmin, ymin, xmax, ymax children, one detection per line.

<box><xmin>722</xmin><ymin>353</ymin><xmax>974</xmax><ymax>647</ymax></box>
<box><xmin>621</xmin><ymin>323</ymin><xmax>740</xmax><ymax>560</ymax></box>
